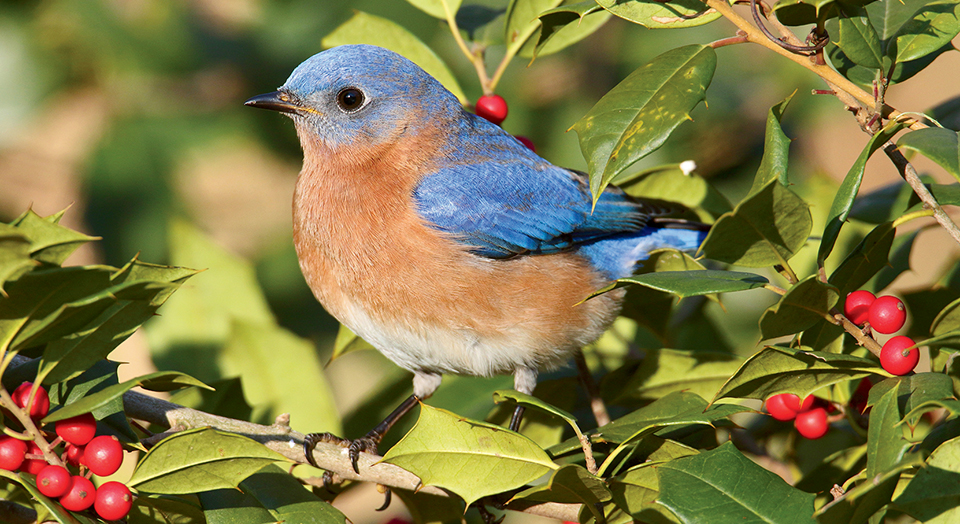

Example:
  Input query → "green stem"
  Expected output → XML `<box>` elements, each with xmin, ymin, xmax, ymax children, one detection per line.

<box><xmin>892</xmin><ymin>209</ymin><xmax>935</xmax><ymax>228</ymax></box>
<box><xmin>778</xmin><ymin>260</ymin><xmax>799</xmax><ymax>285</ymax></box>
<box><xmin>489</xmin><ymin>14</ymin><xmax>544</xmax><ymax>92</ymax></box>
<box><xmin>764</xmin><ymin>284</ymin><xmax>787</xmax><ymax>295</ymax></box>
<box><xmin>441</xmin><ymin>0</ymin><xmax>492</xmax><ymax>93</ymax></box>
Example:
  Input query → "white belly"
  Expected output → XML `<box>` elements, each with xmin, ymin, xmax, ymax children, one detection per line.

<box><xmin>337</xmin><ymin>296</ymin><xmax>571</xmax><ymax>378</ymax></box>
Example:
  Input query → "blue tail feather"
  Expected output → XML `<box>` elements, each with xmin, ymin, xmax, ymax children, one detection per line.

<box><xmin>578</xmin><ymin>226</ymin><xmax>708</xmax><ymax>281</ymax></box>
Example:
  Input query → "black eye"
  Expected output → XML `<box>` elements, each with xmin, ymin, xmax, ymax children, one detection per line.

<box><xmin>336</xmin><ymin>88</ymin><xmax>364</xmax><ymax>112</ymax></box>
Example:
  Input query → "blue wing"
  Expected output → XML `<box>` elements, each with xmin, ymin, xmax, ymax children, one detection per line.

<box><xmin>413</xmin><ymin>136</ymin><xmax>663</xmax><ymax>259</ymax></box>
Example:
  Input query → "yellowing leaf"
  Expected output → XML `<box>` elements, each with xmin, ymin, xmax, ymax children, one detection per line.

<box><xmin>382</xmin><ymin>404</ymin><xmax>557</xmax><ymax>505</ymax></box>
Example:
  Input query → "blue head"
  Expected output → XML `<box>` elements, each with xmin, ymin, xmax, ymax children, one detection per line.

<box><xmin>246</xmin><ymin>45</ymin><xmax>465</xmax><ymax>149</ymax></box>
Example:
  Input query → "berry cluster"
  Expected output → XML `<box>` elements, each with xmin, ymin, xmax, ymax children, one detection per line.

<box><xmin>473</xmin><ymin>94</ymin><xmax>536</xmax><ymax>152</ymax></box>
<box><xmin>844</xmin><ymin>291</ymin><xmax>918</xmax><ymax>375</ymax></box>
<box><xmin>1</xmin><ymin>382</ymin><xmax>133</xmax><ymax>520</ymax></box>
<box><xmin>764</xmin><ymin>393</ymin><xmax>829</xmax><ymax>439</ymax></box>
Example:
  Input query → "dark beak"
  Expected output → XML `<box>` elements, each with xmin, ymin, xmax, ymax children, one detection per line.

<box><xmin>244</xmin><ymin>91</ymin><xmax>302</xmax><ymax>114</ymax></box>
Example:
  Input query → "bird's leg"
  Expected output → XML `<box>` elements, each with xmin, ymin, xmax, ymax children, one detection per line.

<box><xmin>509</xmin><ymin>366</ymin><xmax>538</xmax><ymax>432</ymax></box>
<box><xmin>303</xmin><ymin>394</ymin><xmax>421</xmax><ymax>473</ymax></box>
<box><xmin>303</xmin><ymin>371</ymin><xmax>442</xmax><ymax>474</ymax></box>
<box><xmin>508</xmin><ymin>406</ymin><xmax>526</xmax><ymax>432</ymax></box>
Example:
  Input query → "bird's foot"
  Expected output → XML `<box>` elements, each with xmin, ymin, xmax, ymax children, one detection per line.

<box><xmin>303</xmin><ymin>431</ymin><xmax>383</xmax><ymax>474</ymax></box>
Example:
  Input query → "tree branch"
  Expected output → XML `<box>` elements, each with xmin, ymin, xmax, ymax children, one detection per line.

<box><xmin>704</xmin><ymin>0</ymin><xmax>924</xmax><ymax>130</ymax></box>
<box><xmin>120</xmin><ymin>388</ymin><xmax>581</xmax><ymax>520</ymax></box>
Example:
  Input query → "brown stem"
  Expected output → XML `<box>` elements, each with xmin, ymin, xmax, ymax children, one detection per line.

<box><xmin>882</xmin><ymin>142</ymin><xmax>960</xmax><ymax>246</ymax></box>
<box><xmin>575</xmin><ymin>351</ymin><xmax>610</xmax><ymax>428</ymax></box>
<box><xmin>830</xmin><ymin>309</ymin><xmax>882</xmax><ymax>357</ymax></box>
<box><xmin>442</xmin><ymin>0</ymin><xmax>491</xmax><ymax>96</ymax></box>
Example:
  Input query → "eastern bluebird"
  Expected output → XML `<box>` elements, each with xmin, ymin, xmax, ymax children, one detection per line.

<box><xmin>245</xmin><ymin>44</ymin><xmax>708</xmax><ymax>471</ymax></box>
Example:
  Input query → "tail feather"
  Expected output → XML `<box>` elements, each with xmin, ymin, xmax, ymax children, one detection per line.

<box><xmin>578</xmin><ymin>225</ymin><xmax>709</xmax><ymax>281</ymax></box>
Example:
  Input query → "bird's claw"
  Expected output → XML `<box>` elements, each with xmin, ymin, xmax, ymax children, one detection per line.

<box><xmin>303</xmin><ymin>432</ymin><xmax>350</xmax><ymax>469</ymax></box>
<box><xmin>321</xmin><ymin>470</ymin><xmax>338</xmax><ymax>492</ymax></box>
<box><xmin>302</xmin><ymin>431</ymin><xmax>382</xmax><ymax>474</ymax></box>
<box><xmin>347</xmin><ymin>434</ymin><xmax>382</xmax><ymax>474</ymax></box>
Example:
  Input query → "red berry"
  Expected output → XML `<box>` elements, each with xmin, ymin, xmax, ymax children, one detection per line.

<box><xmin>36</xmin><ymin>464</ymin><xmax>72</xmax><ymax>498</ymax></box>
<box><xmin>64</xmin><ymin>443</ymin><xmax>85</xmax><ymax>466</ymax></box>
<box><xmin>60</xmin><ymin>475</ymin><xmax>96</xmax><ymax>512</ymax></box>
<box><xmin>794</xmin><ymin>407</ymin><xmax>829</xmax><ymax>439</ymax></box>
<box><xmin>0</xmin><ymin>435</ymin><xmax>27</xmax><ymax>471</ymax></box>
<box><xmin>765</xmin><ymin>393</ymin><xmax>813</xmax><ymax>421</ymax></box>
<box><xmin>12</xmin><ymin>382</ymin><xmax>50</xmax><ymax>419</ymax></box>
<box><xmin>475</xmin><ymin>94</ymin><xmax>508</xmax><ymax>125</ymax></box>
<box><xmin>765</xmin><ymin>394</ymin><xmax>796</xmax><ymax>421</ymax></box>
<box><xmin>514</xmin><ymin>135</ymin><xmax>536</xmax><ymax>152</ymax></box>
<box><xmin>868</xmin><ymin>295</ymin><xmax>906</xmax><ymax>334</ymax></box>
<box><xmin>21</xmin><ymin>442</ymin><xmax>46</xmax><ymax>475</ymax></box>
<box><xmin>782</xmin><ymin>394</ymin><xmax>814</xmax><ymax>413</ymax></box>
<box><xmin>84</xmin><ymin>435</ymin><xmax>123</xmax><ymax>476</ymax></box>
<box><xmin>94</xmin><ymin>481</ymin><xmax>133</xmax><ymax>521</ymax></box>
<box><xmin>844</xmin><ymin>290</ymin><xmax>876</xmax><ymax>326</ymax></box>
<box><xmin>55</xmin><ymin>413</ymin><xmax>97</xmax><ymax>446</ymax></box>
<box><xmin>881</xmin><ymin>335</ymin><xmax>919</xmax><ymax>375</ymax></box>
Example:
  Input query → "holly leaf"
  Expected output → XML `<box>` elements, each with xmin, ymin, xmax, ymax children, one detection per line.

<box><xmin>128</xmin><ymin>428</ymin><xmax>289</xmax><ymax>494</ymax></box>
<box><xmin>897</xmin><ymin>127</ymin><xmax>960</xmax><ymax>182</ymax></box>
<box><xmin>595</xmin><ymin>0</ymin><xmax>722</xmax><ymax>29</ymax></box>
<box><xmin>382</xmin><ymin>404</ymin><xmax>557</xmax><ymax>505</ymax></box>
<box><xmin>819</xmin><ymin>122</ymin><xmax>902</xmax><ymax>265</ymax></box>
<box><xmin>759</xmin><ymin>276</ymin><xmax>840</xmax><ymax>340</ymax></box>
<box><xmin>751</xmin><ymin>92</ymin><xmax>795</xmax><ymax>193</ymax></box>
<box><xmin>657</xmin><ymin>442</ymin><xmax>817</xmax><ymax>523</ymax></box>
<box><xmin>713</xmin><ymin>345</ymin><xmax>885</xmax><ymax>404</ymax></box>
<box><xmin>573</xmin><ymin>45</ymin><xmax>716</xmax><ymax>201</ymax></box>
<box><xmin>701</xmin><ymin>180</ymin><xmax>812</xmax><ymax>268</ymax></box>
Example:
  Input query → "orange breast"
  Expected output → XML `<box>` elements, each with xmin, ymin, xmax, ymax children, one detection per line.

<box><xmin>291</xmin><ymin>125</ymin><xmax>622</xmax><ymax>376</ymax></box>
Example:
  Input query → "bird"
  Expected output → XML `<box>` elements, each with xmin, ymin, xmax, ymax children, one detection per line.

<box><xmin>245</xmin><ymin>44</ymin><xmax>708</xmax><ymax>472</ymax></box>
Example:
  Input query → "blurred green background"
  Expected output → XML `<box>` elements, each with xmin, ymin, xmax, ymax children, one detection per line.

<box><xmin>2</xmin><ymin>0</ymin><xmax>958</xmax><ymax>520</ymax></box>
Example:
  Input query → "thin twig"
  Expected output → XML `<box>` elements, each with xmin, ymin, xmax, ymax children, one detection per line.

<box><xmin>830</xmin><ymin>309</ymin><xmax>883</xmax><ymax>358</ymax></box>
<box><xmin>763</xmin><ymin>284</ymin><xmax>787</xmax><ymax>295</ymax></box>
<box><xmin>892</xmin><ymin>209</ymin><xmax>935</xmax><ymax>228</ymax></box>
<box><xmin>575</xmin><ymin>350</ymin><xmax>610</xmax><ymax>428</ymax></box>
<box><xmin>882</xmin><ymin>142</ymin><xmax>960</xmax><ymax>246</ymax></box>
<box><xmin>442</xmin><ymin>0</ymin><xmax>491</xmax><ymax>93</ymax></box>
<box><xmin>710</xmin><ymin>35</ymin><xmax>750</xmax><ymax>48</ymax></box>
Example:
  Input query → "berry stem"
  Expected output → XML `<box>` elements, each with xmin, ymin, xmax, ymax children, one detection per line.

<box><xmin>2</xmin><ymin>427</ymin><xmax>30</xmax><ymax>440</ymax></box>
<box><xmin>830</xmin><ymin>309</ymin><xmax>883</xmax><ymax>358</ymax></box>
<box><xmin>441</xmin><ymin>0</ymin><xmax>493</xmax><ymax>96</ymax></box>
<box><xmin>0</xmin><ymin>387</ymin><xmax>63</xmax><ymax>467</ymax></box>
